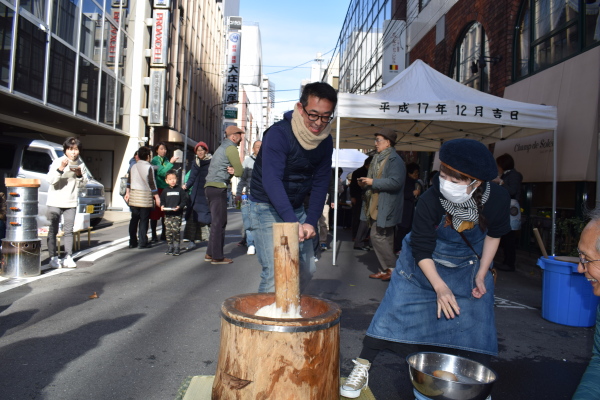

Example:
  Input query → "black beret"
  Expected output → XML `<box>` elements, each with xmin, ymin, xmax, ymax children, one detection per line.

<box><xmin>439</xmin><ymin>139</ymin><xmax>497</xmax><ymax>181</ymax></box>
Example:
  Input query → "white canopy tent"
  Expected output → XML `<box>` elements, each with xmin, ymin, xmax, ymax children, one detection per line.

<box><xmin>330</xmin><ymin>60</ymin><xmax>558</xmax><ymax>263</ymax></box>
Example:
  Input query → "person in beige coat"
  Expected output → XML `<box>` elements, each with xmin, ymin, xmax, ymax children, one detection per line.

<box><xmin>46</xmin><ymin>137</ymin><xmax>88</xmax><ymax>268</ymax></box>
<box><xmin>125</xmin><ymin>146</ymin><xmax>160</xmax><ymax>249</ymax></box>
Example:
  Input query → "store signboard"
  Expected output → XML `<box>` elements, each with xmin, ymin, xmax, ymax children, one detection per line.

<box><xmin>106</xmin><ymin>10</ymin><xmax>123</xmax><ymax>66</ymax></box>
<box><xmin>224</xmin><ymin>31</ymin><xmax>241</xmax><ymax>104</ymax></box>
<box><xmin>382</xmin><ymin>19</ymin><xmax>406</xmax><ymax>86</ymax></box>
<box><xmin>228</xmin><ymin>16</ymin><xmax>242</xmax><ymax>31</ymax></box>
<box><xmin>224</xmin><ymin>107</ymin><xmax>238</xmax><ymax>119</ymax></box>
<box><xmin>148</xmin><ymin>69</ymin><xmax>166</xmax><ymax>126</ymax></box>
<box><xmin>151</xmin><ymin>10</ymin><xmax>169</xmax><ymax>67</ymax></box>
<box><xmin>104</xmin><ymin>77</ymin><xmax>119</xmax><ymax>124</ymax></box>
<box><xmin>153</xmin><ymin>0</ymin><xmax>170</xmax><ymax>8</ymax></box>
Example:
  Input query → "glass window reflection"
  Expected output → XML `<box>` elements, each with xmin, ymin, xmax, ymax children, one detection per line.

<box><xmin>14</xmin><ymin>16</ymin><xmax>46</xmax><ymax>99</ymax></box>
<box><xmin>48</xmin><ymin>38</ymin><xmax>76</xmax><ymax>110</ymax></box>
<box><xmin>77</xmin><ymin>56</ymin><xmax>99</xmax><ymax>119</ymax></box>
<box><xmin>0</xmin><ymin>4</ymin><xmax>15</xmax><ymax>88</ymax></box>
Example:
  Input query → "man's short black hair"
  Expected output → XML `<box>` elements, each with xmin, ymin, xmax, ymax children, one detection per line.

<box><xmin>300</xmin><ymin>82</ymin><xmax>338</xmax><ymax>110</ymax></box>
<box><xmin>138</xmin><ymin>146</ymin><xmax>151</xmax><ymax>161</ymax></box>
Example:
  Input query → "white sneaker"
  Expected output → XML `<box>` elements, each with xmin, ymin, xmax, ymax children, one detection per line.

<box><xmin>49</xmin><ymin>256</ymin><xmax>62</xmax><ymax>268</ymax></box>
<box><xmin>340</xmin><ymin>358</ymin><xmax>370</xmax><ymax>398</ymax></box>
<box><xmin>63</xmin><ymin>255</ymin><xmax>77</xmax><ymax>268</ymax></box>
<box><xmin>247</xmin><ymin>245</ymin><xmax>256</xmax><ymax>255</ymax></box>
<box><xmin>187</xmin><ymin>242</ymin><xmax>196</xmax><ymax>250</ymax></box>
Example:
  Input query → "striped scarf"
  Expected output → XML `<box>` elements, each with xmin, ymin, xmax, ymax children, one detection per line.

<box><xmin>440</xmin><ymin>182</ymin><xmax>490</xmax><ymax>232</ymax></box>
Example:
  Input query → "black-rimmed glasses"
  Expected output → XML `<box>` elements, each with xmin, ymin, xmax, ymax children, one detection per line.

<box><xmin>302</xmin><ymin>106</ymin><xmax>334</xmax><ymax>124</ymax></box>
<box><xmin>577</xmin><ymin>249</ymin><xmax>600</xmax><ymax>270</ymax></box>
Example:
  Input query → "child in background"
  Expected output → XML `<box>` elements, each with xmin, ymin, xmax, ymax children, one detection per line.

<box><xmin>160</xmin><ymin>170</ymin><xmax>188</xmax><ymax>256</ymax></box>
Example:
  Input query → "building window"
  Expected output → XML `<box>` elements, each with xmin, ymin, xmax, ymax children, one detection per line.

<box><xmin>52</xmin><ymin>0</ymin><xmax>79</xmax><ymax>46</ymax></box>
<box><xmin>0</xmin><ymin>4</ymin><xmax>15</xmax><ymax>88</ymax></box>
<box><xmin>77</xmin><ymin>56</ymin><xmax>99</xmax><ymax>119</ymax></box>
<box><xmin>515</xmin><ymin>0</ymin><xmax>600</xmax><ymax>79</ymax></box>
<box><xmin>14</xmin><ymin>16</ymin><xmax>46</xmax><ymax>100</ymax></box>
<box><xmin>450</xmin><ymin>22</ymin><xmax>491</xmax><ymax>93</ymax></box>
<box><xmin>48</xmin><ymin>38</ymin><xmax>76</xmax><ymax>110</ymax></box>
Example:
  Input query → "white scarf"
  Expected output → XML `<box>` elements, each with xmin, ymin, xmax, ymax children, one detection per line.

<box><xmin>290</xmin><ymin>104</ymin><xmax>331</xmax><ymax>150</ymax></box>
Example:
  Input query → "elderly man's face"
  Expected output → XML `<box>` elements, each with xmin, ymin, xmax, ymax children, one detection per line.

<box><xmin>577</xmin><ymin>220</ymin><xmax>600</xmax><ymax>296</ymax></box>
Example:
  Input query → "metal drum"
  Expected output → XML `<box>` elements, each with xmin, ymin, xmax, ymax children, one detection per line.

<box><xmin>6</xmin><ymin>186</ymin><xmax>38</xmax><ymax>202</ymax></box>
<box><xmin>1</xmin><ymin>239</ymin><xmax>42</xmax><ymax>278</ymax></box>
<box><xmin>5</xmin><ymin>180</ymin><xmax>40</xmax><ymax>242</ymax></box>
<box><xmin>6</xmin><ymin>200</ymin><xmax>38</xmax><ymax>216</ymax></box>
<box><xmin>6</xmin><ymin>216</ymin><xmax>38</xmax><ymax>241</ymax></box>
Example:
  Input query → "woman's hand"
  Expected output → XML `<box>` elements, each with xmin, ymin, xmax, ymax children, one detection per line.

<box><xmin>170</xmin><ymin>155</ymin><xmax>179</xmax><ymax>163</ymax></box>
<box><xmin>472</xmin><ymin>271</ymin><xmax>488</xmax><ymax>298</ymax></box>
<box><xmin>435</xmin><ymin>285</ymin><xmax>460</xmax><ymax>319</ymax></box>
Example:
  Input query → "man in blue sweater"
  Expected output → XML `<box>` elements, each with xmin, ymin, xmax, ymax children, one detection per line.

<box><xmin>573</xmin><ymin>207</ymin><xmax>600</xmax><ymax>399</ymax></box>
<box><xmin>249</xmin><ymin>82</ymin><xmax>336</xmax><ymax>293</ymax></box>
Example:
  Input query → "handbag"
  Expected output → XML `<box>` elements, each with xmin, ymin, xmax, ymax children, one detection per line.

<box><xmin>119</xmin><ymin>175</ymin><xmax>128</xmax><ymax>197</ymax></box>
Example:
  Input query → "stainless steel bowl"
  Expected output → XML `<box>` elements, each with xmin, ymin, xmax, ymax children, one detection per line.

<box><xmin>406</xmin><ymin>352</ymin><xmax>496</xmax><ymax>400</ymax></box>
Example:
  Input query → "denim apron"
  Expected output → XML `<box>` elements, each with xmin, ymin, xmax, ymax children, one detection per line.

<box><xmin>366</xmin><ymin>216</ymin><xmax>497</xmax><ymax>356</ymax></box>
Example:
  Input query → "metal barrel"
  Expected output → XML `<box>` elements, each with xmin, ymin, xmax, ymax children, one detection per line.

<box><xmin>5</xmin><ymin>184</ymin><xmax>40</xmax><ymax>243</ymax></box>
<box><xmin>1</xmin><ymin>239</ymin><xmax>42</xmax><ymax>278</ymax></box>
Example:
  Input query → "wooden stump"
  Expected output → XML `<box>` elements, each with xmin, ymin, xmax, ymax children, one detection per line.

<box><xmin>211</xmin><ymin>293</ymin><xmax>341</xmax><ymax>400</ymax></box>
<box><xmin>273</xmin><ymin>222</ymin><xmax>300</xmax><ymax>315</ymax></box>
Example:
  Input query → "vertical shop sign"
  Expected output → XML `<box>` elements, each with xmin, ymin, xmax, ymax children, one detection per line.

<box><xmin>224</xmin><ymin>30</ymin><xmax>242</xmax><ymax>105</ymax></box>
<box><xmin>382</xmin><ymin>19</ymin><xmax>406</xmax><ymax>85</ymax></box>
<box><xmin>148</xmin><ymin>69</ymin><xmax>166</xmax><ymax>126</ymax></box>
<box><xmin>106</xmin><ymin>10</ymin><xmax>122</xmax><ymax>66</ymax></box>
<box><xmin>105</xmin><ymin>77</ymin><xmax>116</xmax><ymax>124</ymax></box>
<box><xmin>151</xmin><ymin>10</ymin><xmax>169</xmax><ymax>67</ymax></box>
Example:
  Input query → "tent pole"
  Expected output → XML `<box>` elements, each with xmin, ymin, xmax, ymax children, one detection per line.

<box><xmin>551</xmin><ymin>129</ymin><xmax>557</xmax><ymax>254</ymax></box>
<box><xmin>332</xmin><ymin>116</ymin><xmax>341</xmax><ymax>265</ymax></box>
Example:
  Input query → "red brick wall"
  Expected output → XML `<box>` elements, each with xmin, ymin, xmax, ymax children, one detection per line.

<box><xmin>408</xmin><ymin>0</ymin><xmax>524</xmax><ymax>97</ymax></box>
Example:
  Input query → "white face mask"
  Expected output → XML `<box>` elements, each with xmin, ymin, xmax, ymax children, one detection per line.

<box><xmin>439</xmin><ymin>178</ymin><xmax>477</xmax><ymax>204</ymax></box>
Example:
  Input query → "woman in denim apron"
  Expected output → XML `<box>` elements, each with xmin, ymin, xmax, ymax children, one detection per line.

<box><xmin>341</xmin><ymin>139</ymin><xmax>511</xmax><ymax>399</ymax></box>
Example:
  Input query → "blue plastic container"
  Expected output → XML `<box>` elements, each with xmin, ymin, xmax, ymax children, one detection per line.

<box><xmin>537</xmin><ymin>256</ymin><xmax>600</xmax><ymax>327</ymax></box>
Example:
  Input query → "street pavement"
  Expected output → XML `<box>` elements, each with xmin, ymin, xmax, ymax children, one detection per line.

<box><xmin>0</xmin><ymin>209</ymin><xmax>595</xmax><ymax>399</ymax></box>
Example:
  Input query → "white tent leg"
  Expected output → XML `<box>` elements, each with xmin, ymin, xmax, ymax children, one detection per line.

<box><xmin>333</xmin><ymin>116</ymin><xmax>341</xmax><ymax>265</ymax></box>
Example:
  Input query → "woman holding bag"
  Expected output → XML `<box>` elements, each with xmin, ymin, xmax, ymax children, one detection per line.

<box><xmin>125</xmin><ymin>146</ymin><xmax>160</xmax><ymax>249</ymax></box>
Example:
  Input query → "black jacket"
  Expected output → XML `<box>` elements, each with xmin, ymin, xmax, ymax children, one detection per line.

<box><xmin>159</xmin><ymin>186</ymin><xmax>187</xmax><ymax>216</ymax></box>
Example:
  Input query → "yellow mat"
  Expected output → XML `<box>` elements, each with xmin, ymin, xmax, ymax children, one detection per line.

<box><xmin>175</xmin><ymin>376</ymin><xmax>376</xmax><ymax>400</ymax></box>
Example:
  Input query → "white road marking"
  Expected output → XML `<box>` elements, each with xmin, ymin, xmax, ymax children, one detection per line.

<box><xmin>494</xmin><ymin>296</ymin><xmax>536</xmax><ymax>309</ymax></box>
